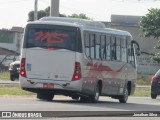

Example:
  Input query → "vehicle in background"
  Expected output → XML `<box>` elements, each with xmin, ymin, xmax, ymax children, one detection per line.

<box><xmin>19</xmin><ymin>17</ymin><xmax>140</xmax><ymax>103</ymax></box>
<box><xmin>9</xmin><ymin>61</ymin><xmax>20</xmax><ymax>81</ymax></box>
<box><xmin>151</xmin><ymin>69</ymin><xmax>160</xmax><ymax>99</ymax></box>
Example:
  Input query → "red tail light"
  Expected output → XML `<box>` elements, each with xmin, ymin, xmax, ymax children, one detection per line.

<box><xmin>72</xmin><ymin>62</ymin><xmax>81</xmax><ymax>80</ymax></box>
<box><xmin>151</xmin><ymin>76</ymin><xmax>157</xmax><ymax>82</ymax></box>
<box><xmin>20</xmin><ymin>58</ymin><xmax>26</xmax><ymax>77</ymax></box>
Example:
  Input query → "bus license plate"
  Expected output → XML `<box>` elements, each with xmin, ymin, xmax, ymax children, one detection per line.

<box><xmin>43</xmin><ymin>83</ymin><xmax>54</xmax><ymax>89</ymax></box>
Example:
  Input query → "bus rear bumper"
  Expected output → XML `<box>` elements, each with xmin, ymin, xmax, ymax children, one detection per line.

<box><xmin>22</xmin><ymin>87</ymin><xmax>86</xmax><ymax>97</ymax></box>
<box><xmin>19</xmin><ymin>77</ymin><xmax>83</xmax><ymax>93</ymax></box>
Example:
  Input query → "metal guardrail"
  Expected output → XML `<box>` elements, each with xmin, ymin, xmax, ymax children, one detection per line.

<box><xmin>0</xmin><ymin>80</ymin><xmax>19</xmax><ymax>86</ymax></box>
<box><xmin>136</xmin><ymin>86</ymin><xmax>150</xmax><ymax>88</ymax></box>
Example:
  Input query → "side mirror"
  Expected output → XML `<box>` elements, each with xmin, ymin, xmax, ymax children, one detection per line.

<box><xmin>131</xmin><ymin>40</ymin><xmax>141</xmax><ymax>56</ymax></box>
<box><xmin>135</xmin><ymin>48</ymin><xmax>141</xmax><ymax>56</ymax></box>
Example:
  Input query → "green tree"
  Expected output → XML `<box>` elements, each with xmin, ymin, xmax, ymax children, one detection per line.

<box><xmin>44</xmin><ymin>6</ymin><xmax>50</xmax><ymax>16</ymax></box>
<box><xmin>68</xmin><ymin>13</ymin><xmax>91</xmax><ymax>20</ymax></box>
<box><xmin>28</xmin><ymin>10</ymin><xmax>48</xmax><ymax>21</ymax></box>
<box><xmin>28</xmin><ymin>7</ymin><xmax>91</xmax><ymax>21</ymax></box>
<box><xmin>140</xmin><ymin>8</ymin><xmax>160</xmax><ymax>61</ymax></box>
<box><xmin>28</xmin><ymin>7</ymin><xmax>66</xmax><ymax>21</ymax></box>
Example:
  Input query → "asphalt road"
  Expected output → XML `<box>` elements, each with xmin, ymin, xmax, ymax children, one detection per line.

<box><xmin>0</xmin><ymin>80</ymin><xmax>157</xmax><ymax>119</ymax></box>
<box><xmin>0</xmin><ymin>95</ymin><xmax>160</xmax><ymax>119</ymax></box>
<box><xmin>1</xmin><ymin>95</ymin><xmax>160</xmax><ymax>111</ymax></box>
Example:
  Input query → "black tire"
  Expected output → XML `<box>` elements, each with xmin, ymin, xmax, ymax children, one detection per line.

<box><xmin>119</xmin><ymin>87</ymin><xmax>129</xmax><ymax>103</ymax></box>
<box><xmin>90</xmin><ymin>83</ymin><xmax>100</xmax><ymax>103</ymax></box>
<box><xmin>71</xmin><ymin>96</ymin><xmax>79</xmax><ymax>100</ymax></box>
<box><xmin>80</xmin><ymin>96</ymin><xmax>90</xmax><ymax>103</ymax></box>
<box><xmin>37</xmin><ymin>93</ymin><xmax>54</xmax><ymax>101</ymax></box>
<box><xmin>10</xmin><ymin>75</ymin><xmax>16</xmax><ymax>81</ymax></box>
<box><xmin>80</xmin><ymin>83</ymin><xmax>100</xmax><ymax>103</ymax></box>
<box><xmin>151</xmin><ymin>93</ymin><xmax>157</xmax><ymax>99</ymax></box>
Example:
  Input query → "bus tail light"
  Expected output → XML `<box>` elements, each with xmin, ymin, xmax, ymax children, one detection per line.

<box><xmin>151</xmin><ymin>76</ymin><xmax>157</xmax><ymax>83</ymax></box>
<box><xmin>72</xmin><ymin>62</ymin><xmax>81</xmax><ymax>80</ymax></box>
<box><xmin>151</xmin><ymin>76</ymin><xmax>157</xmax><ymax>82</ymax></box>
<box><xmin>20</xmin><ymin>58</ymin><xmax>26</xmax><ymax>77</ymax></box>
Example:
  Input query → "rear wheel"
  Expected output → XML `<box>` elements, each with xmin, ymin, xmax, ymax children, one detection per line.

<box><xmin>80</xmin><ymin>83</ymin><xmax>100</xmax><ymax>103</ymax></box>
<box><xmin>151</xmin><ymin>93</ymin><xmax>157</xmax><ymax>99</ymax></box>
<box><xmin>37</xmin><ymin>93</ymin><xmax>54</xmax><ymax>101</ymax></box>
<box><xmin>119</xmin><ymin>87</ymin><xmax>128</xmax><ymax>103</ymax></box>
<box><xmin>71</xmin><ymin>96</ymin><xmax>79</xmax><ymax>100</ymax></box>
<box><xmin>80</xmin><ymin>96</ymin><xmax>90</xmax><ymax>103</ymax></box>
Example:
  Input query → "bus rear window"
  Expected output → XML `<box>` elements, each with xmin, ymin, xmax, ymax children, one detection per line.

<box><xmin>24</xmin><ymin>24</ymin><xmax>80</xmax><ymax>51</ymax></box>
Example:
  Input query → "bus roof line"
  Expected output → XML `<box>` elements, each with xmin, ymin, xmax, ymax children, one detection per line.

<box><xmin>29</xmin><ymin>17</ymin><xmax>132</xmax><ymax>37</ymax></box>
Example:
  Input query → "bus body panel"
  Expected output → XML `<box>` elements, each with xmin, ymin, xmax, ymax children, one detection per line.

<box><xmin>25</xmin><ymin>48</ymin><xmax>75</xmax><ymax>81</ymax></box>
<box><xmin>82</xmin><ymin>59</ymin><xmax>130</xmax><ymax>96</ymax></box>
<box><xmin>20</xmin><ymin>50</ymin><xmax>83</xmax><ymax>92</ymax></box>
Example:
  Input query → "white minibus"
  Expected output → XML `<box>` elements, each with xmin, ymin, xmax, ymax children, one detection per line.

<box><xmin>20</xmin><ymin>17</ymin><xmax>140</xmax><ymax>103</ymax></box>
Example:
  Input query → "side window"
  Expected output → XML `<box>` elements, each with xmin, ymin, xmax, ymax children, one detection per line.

<box><xmin>84</xmin><ymin>32</ymin><xmax>131</xmax><ymax>63</ymax></box>
<box><xmin>111</xmin><ymin>36</ymin><xmax>116</xmax><ymax>60</ymax></box>
<box><xmin>90</xmin><ymin>34</ymin><xmax>95</xmax><ymax>59</ymax></box>
<box><xmin>116</xmin><ymin>37</ymin><xmax>121</xmax><ymax>61</ymax></box>
<box><xmin>96</xmin><ymin>34</ymin><xmax>101</xmax><ymax>59</ymax></box>
<box><xmin>100</xmin><ymin>35</ymin><xmax>106</xmax><ymax>59</ymax></box>
<box><xmin>121</xmin><ymin>38</ymin><xmax>127</xmax><ymax>62</ymax></box>
<box><xmin>106</xmin><ymin>36</ymin><xmax>111</xmax><ymax>60</ymax></box>
<box><xmin>100</xmin><ymin>35</ymin><xmax>111</xmax><ymax>60</ymax></box>
<box><xmin>84</xmin><ymin>32</ymin><xmax>100</xmax><ymax>59</ymax></box>
<box><xmin>84</xmin><ymin>32</ymin><xmax>90</xmax><ymax>57</ymax></box>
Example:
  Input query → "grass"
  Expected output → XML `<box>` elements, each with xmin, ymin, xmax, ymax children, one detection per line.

<box><xmin>132</xmin><ymin>88</ymin><xmax>150</xmax><ymax>97</ymax></box>
<box><xmin>0</xmin><ymin>85</ymin><xmax>35</xmax><ymax>95</ymax></box>
<box><xmin>136</xmin><ymin>74</ymin><xmax>152</xmax><ymax>86</ymax></box>
<box><xmin>0</xmin><ymin>71</ymin><xmax>10</xmax><ymax>80</ymax></box>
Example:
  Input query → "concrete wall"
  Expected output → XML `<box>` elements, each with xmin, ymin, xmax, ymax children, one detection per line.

<box><xmin>136</xmin><ymin>54</ymin><xmax>160</xmax><ymax>75</ymax></box>
<box><xmin>0</xmin><ymin>29</ymin><xmax>23</xmax><ymax>67</ymax></box>
<box><xmin>0</xmin><ymin>32</ymin><xmax>17</xmax><ymax>52</ymax></box>
<box><xmin>0</xmin><ymin>31</ymin><xmax>23</xmax><ymax>53</ymax></box>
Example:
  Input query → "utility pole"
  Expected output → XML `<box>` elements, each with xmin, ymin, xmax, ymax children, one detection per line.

<box><xmin>34</xmin><ymin>0</ymin><xmax>38</xmax><ymax>20</ymax></box>
<box><xmin>50</xmin><ymin>0</ymin><xmax>59</xmax><ymax>17</ymax></box>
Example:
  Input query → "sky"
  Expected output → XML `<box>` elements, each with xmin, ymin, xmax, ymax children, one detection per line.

<box><xmin>0</xmin><ymin>0</ymin><xmax>160</xmax><ymax>29</ymax></box>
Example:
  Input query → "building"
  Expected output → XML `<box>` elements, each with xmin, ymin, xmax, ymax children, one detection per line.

<box><xmin>103</xmin><ymin>15</ymin><xmax>160</xmax><ymax>75</ymax></box>
<box><xmin>0</xmin><ymin>27</ymin><xmax>23</xmax><ymax>67</ymax></box>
